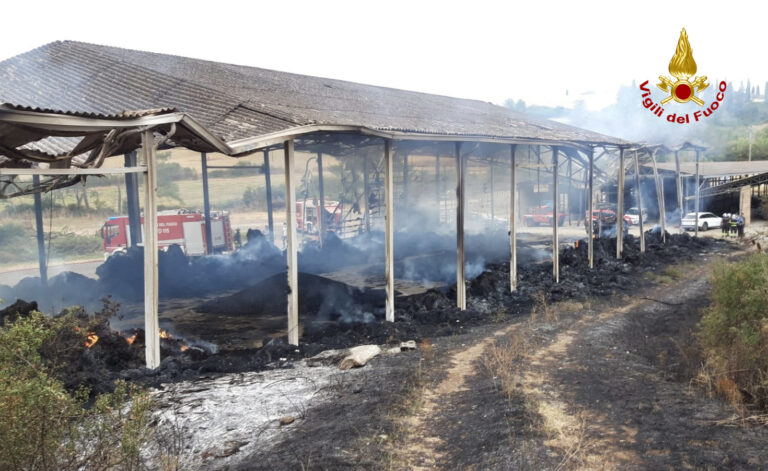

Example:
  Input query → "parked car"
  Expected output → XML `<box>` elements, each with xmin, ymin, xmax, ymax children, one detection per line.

<box><xmin>585</xmin><ymin>207</ymin><xmax>629</xmax><ymax>237</ymax></box>
<box><xmin>681</xmin><ymin>212</ymin><xmax>722</xmax><ymax>231</ymax></box>
<box><xmin>624</xmin><ymin>207</ymin><xmax>648</xmax><ymax>225</ymax></box>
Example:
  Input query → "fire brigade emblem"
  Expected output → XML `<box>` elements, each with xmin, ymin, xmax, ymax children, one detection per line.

<box><xmin>657</xmin><ymin>28</ymin><xmax>708</xmax><ymax>106</ymax></box>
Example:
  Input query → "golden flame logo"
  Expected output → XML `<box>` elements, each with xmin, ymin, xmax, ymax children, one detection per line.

<box><xmin>657</xmin><ymin>28</ymin><xmax>709</xmax><ymax>106</ymax></box>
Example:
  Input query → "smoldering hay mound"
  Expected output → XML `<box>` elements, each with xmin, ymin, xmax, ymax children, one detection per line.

<box><xmin>198</xmin><ymin>272</ymin><xmax>386</xmax><ymax>323</ymax></box>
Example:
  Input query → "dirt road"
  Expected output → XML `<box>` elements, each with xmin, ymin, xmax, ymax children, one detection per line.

<box><xmin>392</xmin><ymin>251</ymin><xmax>768</xmax><ymax>470</ymax></box>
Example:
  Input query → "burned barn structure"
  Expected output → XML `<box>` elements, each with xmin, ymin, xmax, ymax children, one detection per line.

<box><xmin>0</xmin><ymin>41</ymin><xmax>699</xmax><ymax>368</ymax></box>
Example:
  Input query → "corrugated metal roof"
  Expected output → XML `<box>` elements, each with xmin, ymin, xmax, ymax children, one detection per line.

<box><xmin>649</xmin><ymin>161</ymin><xmax>768</xmax><ymax>177</ymax></box>
<box><xmin>0</xmin><ymin>40</ymin><xmax>629</xmax><ymax>153</ymax></box>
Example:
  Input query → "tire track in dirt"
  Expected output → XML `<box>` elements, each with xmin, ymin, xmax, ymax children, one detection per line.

<box><xmin>401</xmin><ymin>324</ymin><xmax>515</xmax><ymax>470</ymax></box>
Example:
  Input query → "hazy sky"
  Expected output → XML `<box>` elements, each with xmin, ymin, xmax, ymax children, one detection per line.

<box><xmin>2</xmin><ymin>1</ymin><xmax>766</xmax><ymax>110</ymax></box>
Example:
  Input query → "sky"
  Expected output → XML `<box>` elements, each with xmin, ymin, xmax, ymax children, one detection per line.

<box><xmin>2</xmin><ymin>0</ymin><xmax>767</xmax><ymax>110</ymax></box>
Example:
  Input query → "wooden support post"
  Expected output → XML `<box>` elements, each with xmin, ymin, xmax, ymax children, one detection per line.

<box><xmin>384</xmin><ymin>139</ymin><xmax>395</xmax><ymax>322</ymax></box>
<box><xmin>489</xmin><ymin>154</ymin><xmax>494</xmax><ymax>221</ymax></box>
<box><xmin>141</xmin><ymin>130</ymin><xmax>160</xmax><ymax>369</ymax></box>
<box><xmin>456</xmin><ymin>142</ymin><xmax>466</xmax><ymax>310</ymax></box>
<box><xmin>565</xmin><ymin>156</ymin><xmax>573</xmax><ymax>226</ymax></box>
<box><xmin>674</xmin><ymin>150</ymin><xmax>683</xmax><ymax>231</ymax></box>
<box><xmin>124</xmin><ymin>151</ymin><xmax>141</xmax><ymax>246</ymax></box>
<box><xmin>510</xmin><ymin>144</ymin><xmax>517</xmax><ymax>291</ymax></box>
<box><xmin>284</xmin><ymin>140</ymin><xmax>299</xmax><ymax>345</ymax></box>
<box><xmin>552</xmin><ymin>147</ymin><xmax>560</xmax><ymax>283</ymax></box>
<box><xmin>363</xmin><ymin>156</ymin><xmax>370</xmax><ymax>233</ymax></box>
<box><xmin>650</xmin><ymin>149</ymin><xmax>666</xmax><ymax>243</ymax></box>
<box><xmin>694</xmin><ymin>150</ymin><xmax>700</xmax><ymax>237</ymax></box>
<box><xmin>435</xmin><ymin>153</ymin><xmax>441</xmax><ymax>209</ymax></box>
<box><xmin>317</xmin><ymin>152</ymin><xmax>326</xmax><ymax>247</ymax></box>
<box><xmin>201</xmin><ymin>153</ymin><xmax>214</xmax><ymax>254</ymax></box>
<box><xmin>617</xmin><ymin>148</ymin><xmax>625</xmax><ymax>259</ymax></box>
<box><xmin>633</xmin><ymin>151</ymin><xmax>645</xmax><ymax>253</ymax></box>
<box><xmin>32</xmin><ymin>175</ymin><xmax>48</xmax><ymax>288</ymax></box>
<box><xmin>264</xmin><ymin>149</ymin><xmax>275</xmax><ymax>245</ymax></box>
<box><xmin>588</xmin><ymin>147</ymin><xmax>595</xmax><ymax>269</ymax></box>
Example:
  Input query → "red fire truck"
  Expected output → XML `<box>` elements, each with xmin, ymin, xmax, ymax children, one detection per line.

<box><xmin>296</xmin><ymin>200</ymin><xmax>343</xmax><ymax>234</ymax></box>
<box><xmin>100</xmin><ymin>209</ymin><xmax>233</xmax><ymax>258</ymax></box>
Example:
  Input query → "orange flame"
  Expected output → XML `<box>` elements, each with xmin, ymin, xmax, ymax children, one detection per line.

<box><xmin>668</xmin><ymin>28</ymin><xmax>697</xmax><ymax>79</ymax></box>
<box><xmin>180</xmin><ymin>345</ymin><xmax>189</xmax><ymax>352</ymax></box>
<box><xmin>125</xmin><ymin>333</ymin><xmax>137</xmax><ymax>345</ymax></box>
<box><xmin>159</xmin><ymin>329</ymin><xmax>172</xmax><ymax>340</ymax></box>
<box><xmin>85</xmin><ymin>333</ymin><xmax>99</xmax><ymax>348</ymax></box>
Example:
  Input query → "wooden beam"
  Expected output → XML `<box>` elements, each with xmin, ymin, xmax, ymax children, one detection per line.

<box><xmin>141</xmin><ymin>130</ymin><xmax>160</xmax><ymax>369</ymax></box>
<box><xmin>510</xmin><ymin>144</ymin><xmax>518</xmax><ymax>291</ymax></box>
<box><xmin>317</xmin><ymin>152</ymin><xmax>326</xmax><ymax>247</ymax></box>
<box><xmin>694</xmin><ymin>150</ymin><xmax>700</xmax><ymax>237</ymax></box>
<box><xmin>674</xmin><ymin>150</ymin><xmax>683</xmax><ymax>231</ymax></box>
<box><xmin>284</xmin><ymin>140</ymin><xmax>299</xmax><ymax>345</ymax></box>
<box><xmin>201</xmin><ymin>153</ymin><xmax>214</xmax><ymax>254</ymax></box>
<box><xmin>456</xmin><ymin>142</ymin><xmax>466</xmax><ymax>310</ymax></box>
<box><xmin>32</xmin><ymin>175</ymin><xmax>47</xmax><ymax>288</ymax></box>
<box><xmin>384</xmin><ymin>139</ymin><xmax>395</xmax><ymax>322</ymax></box>
<box><xmin>363</xmin><ymin>155</ymin><xmax>370</xmax><ymax>233</ymax></box>
<box><xmin>588</xmin><ymin>147</ymin><xmax>595</xmax><ymax>269</ymax></box>
<box><xmin>552</xmin><ymin>146</ymin><xmax>560</xmax><ymax>283</ymax></box>
<box><xmin>264</xmin><ymin>149</ymin><xmax>275</xmax><ymax>245</ymax></box>
<box><xmin>633</xmin><ymin>151</ymin><xmax>645</xmax><ymax>253</ymax></box>
<box><xmin>616</xmin><ymin>148</ymin><xmax>625</xmax><ymax>259</ymax></box>
<box><xmin>0</xmin><ymin>167</ymin><xmax>147</xmax><ymax>176</ymax></box>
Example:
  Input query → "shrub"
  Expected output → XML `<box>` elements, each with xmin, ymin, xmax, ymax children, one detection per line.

<box><xmin>0</xmin><ymin>311</ymin><xmax>153</xmax><ymax>470</ymax></box>
<box><xmin>698</xmin><ymin>253</ymin><xmax>768</xmax><ymax>408</ymax></box>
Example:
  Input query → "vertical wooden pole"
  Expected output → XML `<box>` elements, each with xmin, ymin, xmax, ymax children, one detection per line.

<box><xmin>141</xmin><ymin>130</ymin><xmax>160</xmax><ymax>369</ymax></box>
<box><xmin>317</xmin><ymin>152</ymin><xmax>326</xmax><ymax>246</ymax></box>
<box><xmin>32</xmin><ymin>175</ymin><xmax>48</xmax><ymax>288</ymax></box>
<box><xmin>456</xmin><ymin>142</ymin><xmax>466</xmax><ymax>310</ymax></box>
<box><xmin>674</xmin><ymin>150</ymin><xmax>683</xmax><ymax>231</ymax></box>
<box><xmin>510</xmin><ymin>144</ymin><xmax>517</xmax><ymax>291</ymax></box>
<box><xmin>201</xmin><ymin>153</ymin><xmax>214</xmax><ymax>254</ymax></box>
<box><xmin>617</xmin><ymin>148</ymin><xmax>625</xmax><ymax>259</ymax></box>
<box><xmin>284</xmin><ymin>140</ymin><xmax>299</xmax><ymax>345</ymax></box>
<box><xmin>124</xmin><ymin>151</ymin><xmax>141</xmax><ymax>246</ymax></box>
<box><xmin>588</xmin><ymin>147</ymin><xmax>595</xmax><ymax>269</ymax></box>
<box><xmin>435</xmin><ymin>153</ymin><xmax>441</xmax><ymax>206</ymax></box>
<box><xmin>264</xmin><ymin>149</ymin><xmax>275</xmax><ymax>245</ymax></box>
<box><xmin>552</xmin><ymin>146</ymin><xmax>560</xmax><ymax>283</ymax></box>
<box><xmin>694</xmin><ymin>150</ymin><xmax>700</xmax><ymax>237</ymax></box>
<box><xmin>384</xmin><ymin>139</ymin><xmax>395</xmax><ymax>322</ymax></box>
<box><xmin>565</xmin><ymin>156</ymin><xmax>573</xmax><ymax>226</ymax></box>
<box><xmin>650</xmin><ymin>149</ymin><xmax>666</xmax><ymax>243</ymax></box>
<box><xmin>633</xmin><ymin>151</ymin><xmax>645</xmax><ymax>253</ymax></box>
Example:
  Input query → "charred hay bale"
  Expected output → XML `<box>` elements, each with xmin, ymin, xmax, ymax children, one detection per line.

<box><xmin>0</xmin><ymin>299</ymin><xmax>38</xmax><ymax>325</ymax></box>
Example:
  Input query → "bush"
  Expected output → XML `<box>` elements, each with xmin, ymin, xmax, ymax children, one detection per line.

<box><xmin>698</xmin><ymin>253</ymin><xmax>768</xmax><ymax>408</ymax></box>
<box><xmin>0</xmin><ymin>311</ymin><xmax>153</xmax><ymax>470</ymax></box>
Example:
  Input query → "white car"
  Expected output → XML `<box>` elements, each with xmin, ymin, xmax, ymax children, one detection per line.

<box><xmin>681</xmin><ymin>212</ymin><xmax>722</xmax><ymax>231</ymax></box>
<box><xmin>624</xmin><ymin>207</ymin><xmax>648</xmax><ymax>225</ymax></box>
